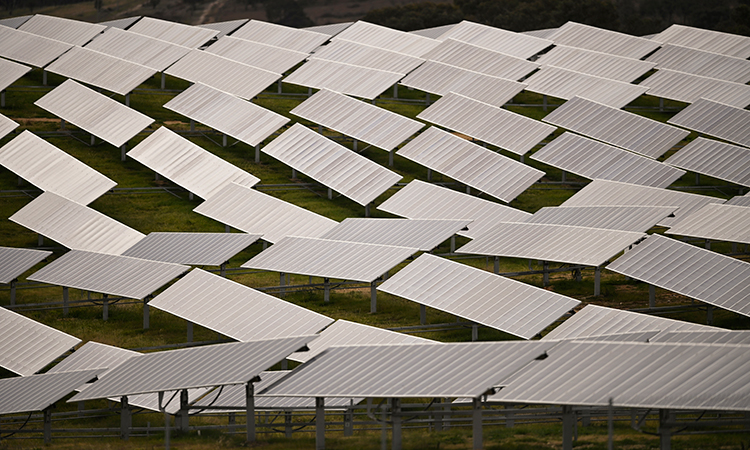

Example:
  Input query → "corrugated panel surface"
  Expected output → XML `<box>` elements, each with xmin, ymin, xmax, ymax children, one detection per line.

<box><xmin>641</xmin><ymin>69</ymin><xmax>750</xmax><ymax>108</ymax></box>
<box><xmin>377</xmin><ymin>179</ymin><xmax>532</xmax><ymax>239</ymax></box>
<box><xmin>420</xmin><ymin>38</ymin><xmax>539</xmax><ymax>81</ymax></box>
<box><xmin>534</xmin><ymin>45</ymin><xmax>655</xmax><ymax>83</ymax></box>
<box><xmin>0</xmin><ymin>15</ymin><xmax>32</xmax><ymax>29</ymax></box>
<box><xmin>0</xmin><ymin>56</ymin><xmax>31</xmax><ymax>91</ymax></box>
<box><xmin>522</xmin><ymin>28</ymin><xmax>558</xmax><ymax>39</ymax></box>
<box><xmin>28</xmin><ymin>250</ymin><xmax>189</xmax><ymax>299</ymax></box>
<box><xmin>163</xmin><ymin>83</ymin><xmax>288</xmax><ymax>147</ymax></box>
<box><xmin>531</xmin><ymin>132</ymin><xmax>685</xmax><ymax>188</ymax></box>
<box><xmin>666</xmin><ymin>204</ymin><xmax>750</xmax><ymax>244</ymax></box>
<box><xmin>574</xmin><ymin>330</ymin><xmax>661</xmax><ymax>342</ymax></box>
<box><xmin>332</xmin><ymin>21</ymin><xmax>440</xmax><ymax>57</ymax></box>
<box><xmin>310</xmin><ymin>39</ymin><xmax>424</xmax><ymax>74</ymax></box>
<box><xmin>560</xmin><ymin>179</ymin><xmax>726</xmax><ymax>227</ymax></box>
<box><xmin>126</xmin><ymin>126</ymin><xmax>259</xmax><ymax>200</ymax></box>
<box><xmin>17</xmin><ymin>14</ymin><xmax>105</xmax><ymax>46</ymax></box>
<box><xmin>231</xmin><ymin>20</ymin><xmax>329</xmax><ymax>53</ymax></box>
<box><xmin>148</xmin><ymin>268</ymin><xmax>333</xmax><ymax>341</ymax></box>
<box><xmin>34</xmin><ymin>79</ymin><xmax>154</xmax><ymax>147</ymax></box>
<box><xmin>543</xmin><ymin>96</ymin><xmax>689</xmax><ymax>159</ymax></box>
<box><xmin>320</xmin><ymin>218</ymin><xmax>470</xmax><ymax>251</ymax></box>
<box><xmin>303</xmin><ymin>22</ymin><xmax>354</xmax><ymax>38</ymax></box>
<box><xmin>126</xmin><ymin>17</ymin><xmax>218</xmax><ymax>48</ymax></box>
<box><xmin>242</xmin><ymin>236</ymin><xmax>417</xmax><ymax>283</ymax></box>
<box><xmin>0</xmin><ymin>130</ymin><xmax>116</xmax><ymax>205</ymax></box>
<box><xmin>0</xmin><ymin>306</ymin><xmax>81</xmax><ymax>376</ymax></box>
<box><xmin>524</xmin><ymin>205</ymin><xmax>677</xmax><ymax>233</ymax></box>
<box><xmin>48</xmin><ymin>341</ymin><xmax>138</xmax><ymax>374</ymax></box>
<box><xmin>282</xmin><ymin>58</ymin><xmax>404</xmax><ymax>100</ymax></box>
<box><xmin>0</xmin><ymin>113</ymin><xmax>20</xmax><ymax>140</ymax></box>
<box><xmin>524</xmin><ymin>65</ymin><xmax>647</xmax><ymax>109</ymax></box>
<box><xmin>607</xmin><ymin>234</ymin><xmax>750</xmax><ymax>317</ymax></box>
<box><xmin>409</xmin><ymin>23</ymin><xmax>456</xmax><ymax>40</ymax></box>
<box><xmin>83</xmin><ymin>27</ymin><xmax>191</xmax><ymax>72</ymax></box>
<box><xmin>418</xmin><ymin>92</ymin><xmax>556</xmax><ymax>156</ymax></box>
<box><xmin>260</xmin><ymin>123</ymin><xmax>402</xmax><ymax>206</ymax></box>
<box><xmin>645</xmin><ymin>44</ymin><xmax>750</xmax><ymax>84</ymax></box>
<box><xmin>121</xmin><ymin>232</ymin><xmax>261</xmax><ymax>265</ymax></box>
<box><xmin>193</xmin><ymin>183</ymin><xmax>337</xmax><ymax>244</ymax></box>
<box><xmin>457</xmin><ymin>222</ymin><xmax>644</xmax><ymax>267</ymax></box>
<box><xmin>651</xmin><ymin>330</ymin><xmax>750</xmax><ymax>345</ymax></box>
<box><xmin>668</xmin><ymin>98</ymin><xmax>750</xmax><ymax>148</ymax></box>
<box><xmin>727</xmin><ymin>195</ymin><xmax>750</xmax><ymax>207</ymax></box>
<box><xmin>652</xmin><ymin>24</ymin><xmax>750</xmax><ymax>59</ymax></box>
<box><xmin>379</xmin><ymin>253</ymin><xmax>580</xmax><ymax>339</ymax></box>
<box><xmin>397</xmin><ymin>127</ymin><xmax>543</xmax><ymax>202</ymax></box>
<box><xmin>436</xmin><ymin>20</ymin><xmax>552</xmax><ymax>59</ymax></box>
<box><xmin>261</xmin><ymin>341</ymin><xmax>555</xmax><ymax>398</ymax></box>
<box><xmin>288</xmin><ymin>319</ymin><xmax>436</xmax><ymax>364</ymax></box>
<box><xmin>204</xmin><ymin>36</ymin><xmax>307</xmax><ymax>73</ymax></box>
<box><xmin>165</xmin><ymin>49</ymin><xmax>279</xmax><ymax>101</ymax></box>
<box><xmin>197</xmin><ymin>18</ymin><xmax>248</xmax><ymax>39</ymax></box>
<box><xmin>490</xmin><ymin>340</ymin><xmax>750</xmax><ymax>412</ymax></box>
<box><xmin>98</xmin><ymin>16</ymin><xmax>141</xmax><ymax>30</ymax></box>
<box><xmin>0</xmin><ymin>246</ymin><xmax>51</xmax><ymax>284</ymax></box>
<box><xmin>547</xmin><ymin>21</ymin><xmax>661</xmax><ymax>59</ymax></box>
<box><xmin>543</xmin><ymin>304</ymin><xmax>720</xmax><ymax>341</ymax></box>
<box><xmin>0</xmin><ymin>25</ymin><xmax>74</xmax><ymax>67</ymax></box>
<box><xmin>69</xmin><ymin>336</ymin><xmax>317</xmax><ymax>401</ymax></box>
<box><xmin>290</xmin><ymin>89</ymin><xmax>423</xmax><ymax>151</ymax></box>
<box><xmin>664</xmin><ymin>137</ymin><xmax>750</xmax><ymax>188</ymax></box>
<box><xmin>9</xmin><ymin>192</ymin><xmax>146</xmax><ymax>255</ymax></box>
<box><xmin>400</xmin><ymin>61</ymin><xmax>526</xmax><ymax>108</ymax></box>
<box><xmin>0</xmin><ymin>370</ymin><xmax>101</xmax><ymax>415</ymax></box>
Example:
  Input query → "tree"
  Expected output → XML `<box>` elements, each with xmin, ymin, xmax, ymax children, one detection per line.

<box><xmin>362</xmin><ymin>2</ymin><xmax>463</xmax><ymax>32</ymax></box>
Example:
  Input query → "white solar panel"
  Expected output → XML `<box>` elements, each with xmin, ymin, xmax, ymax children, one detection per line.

<box><xmin>547</xmin><ymin>21</ymin><xmax>661</xmax><ymax>59</ymax></box>
<box><xmin>83</xmin><ymin>27</ymin><xmax>191</xmax><ymax>72</ymax></box>
<box><xmin>204</xmin><ymin>36</ymin><xmax>308</xmax><ymax>74</ymax></box>
<box><xmin>0</xmin><ymin>113</ymin><xmax>19</xmax><ymax>140</ymax></box>
<box><xmin>332</xmin><ymin>21</ymin><xmax>440</xmax><ymax>57</ymax></box>
<box><xmin>311</xmin><ymin>39</ymin><xmax>424</xmax><ymax>74</ymax></box>
<box><xmin>231</xmin><ymin>19</ymin><xmax>330</xmax><ymax>53</ymax></box>
<box><xmin>437</xmin><ymin>20</ymin><xmax>552</xmax><ymax>59</ymax></box>
<box><xmin>17</xmin><ymin>14</ymin><xmax>105</xmax><ymax>46</ymax></box>
<box><xmin>0</xmin><ymin>57</ymin><xmax>31</xmax><ymax>92</ymax></box>
<box><xmin>645</xmin><ymin>43</ymin><xmax>750</xmax><ymax>84</ymax></box>
<box><xmin>282</xmin><ymin>58</ymin><xmax>404</xmax><ymax>100</ymax></box>
<box><xmin>641</xmin><ymin>69</ymin><xmax>750</xmax><ymax>109</ymax></box>
<box><xmin>652</xmin><ymin>24</ymin><xmax>750</xmax><ymax>59</ymax></box>
<box><xmin>534</xmin><ymin>45</ymin><xmax>655</xmax><ymax>83</ymax></box>
<box><xmin>664</xmin><ymin>137</ymin><xmax>750</xmax><ymax>188</ymax></box>
<box><xmin>420</xmin><ymin>38</ymin><xmax>539</xmax><ymax>81</ymax></box>
<box><xmin>666</xmin><ymin>204</ymin><xmax>750</xmax><ymax>244</ymax></box>
<box><xmin>0</xmin><ymin>25</ymin><xmax>74</xmax><ymax>68</ymax></box>
<box><xmin>126</xmin><ymin>17</ymin><xmax>218</xmax><ymax>48</ymax></box>
<box><xmin>668</xmin><ymin>98</ymin><xmax>750</xmax><ymax>148</ymax></box>
<box><xmin>320</xmin><ymin>218</ymin><xmax>471</xmax><ymax>252</ymax></box>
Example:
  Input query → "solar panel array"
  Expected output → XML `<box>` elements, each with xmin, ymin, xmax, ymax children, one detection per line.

<box><xmin>17</xmin><ymin>14</ymin><xmax>105</xmax><ymax>46</ymax></box>
<box><xmin>120</xmin><ymin>232</ymin><xmax>262</xmax><ymax>265</ymax></box>
<box><xmin>0</xmin><ymin>370</ymin><xmax>101</xmax><ymax>415</ymax></box>
<box><xmin>320</xmin><ymin>218</ymin><xmax>470</xmax><ymax>251</ymax></box>
<box><xmin>665</xmin><ymin>204</ymin><xmax>750</xmax><ymax>245</ymax></box>
<box><xmin>437</xmin><ymin>20</ymin><xmax>552</xmax><ymax>59</ymax></box>
<box><xmin>0</xmin><ymin>113</ymin><xmax>19</xmax><ymax>140</ymax></box>
<box><xmin>332</xmin><ymin>21</ymin><xmax>440</xmax><ymax>57</ymax></box>
<box><xmin>283</xmin><ymin>58</ymin><xmax>404</xmax><ymax>100</ymax></box>
<box><xmin>0</xmin><ymin>25</ymin><xmax>74</xmax><ymax>67</ymax></box>
<box><xmin>641</xmin><ymin>69</ymin><xmax>750</xmax><ymax>108</ymax></box>
<box><xmin>664</xmin><ymin>137</ymin><xmax>750</xmax><ymax>188</ymax></box>
<box><xmin>204</xmin><ymin>36</ymin><xmax>308</xmax><ymax>73</ymax></box>
<box><xmin>0</xmin><ymin>57</ymin><xmax>31</xmax><ymax>92</ymax></box>
<box><xmin>645</xmin><ymin>43</ymin><xmax>750</xmax><ymax>84</ymax></box>
<box><xmin>547</xmin><ymin>21</ymin><xmax>661</xmax><ymax>59</ymax></box>
<box><xmin>533</xmin><ymin>45</ymin><xmax>655</xmax><ymax>82</ymax></box>
<box><xmin>231</xmin><ymin>19</ymin><xmax>329</xmax><ymax>53</ymax></box>
<box><xmin>83</xmin><ymin>27</ymin><xmax>192</xmax><ymax>72</ymax></box>
<box><xmin>420</xmin><ymin>38</ymin><xmax>539</xmax><ymax>80</ymax></box>
<box><xmin>524</xmin><ymin>206</ymin><xmax>677</xmax><ymax>233</ymax></box>
<box><xmin>668</xmin><ymin>98</ymin><xmax>750</xmax><ymax>148</ymax></box>
<box><xmin>310</xmin><ymin>39</ymin><xmax>424</xmax><ymax>74</ymax></box>
<box><xmin>652</xmin><ymin>24</ymin><xmax>750</xmax><ymax>59</ymax></box>
<box><xmin>126</xmin><ymin>16</ymin><xmax>218</xmax><ymax>48</ymax></box>
<box><xmin>0</xmin><ymin>246</ymin><xmax>51</xmax><ymax>284</ymax></box>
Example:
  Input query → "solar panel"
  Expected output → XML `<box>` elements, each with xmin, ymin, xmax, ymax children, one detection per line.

<box><xmin>83</xmin><ymin>27</ymin><xmax>191</xmax><ymax>72</ymax></box>
<box><xmin>204</xmin><ymin>36</ymin><xmax>308</xmax><ymax>74</ymax></box>
<box><xmin>573</xmin><ymin>330</ymin><xmax>660</xmax><ymax>343</ymax></box>
<box><xmin>165</xmin><ymin>50</ymin><xmax>279</xmax><ymax>101</ymax></box>
<box><xmin>319</xmin><ymin>218</ymin><xmax>471</xmax><ymax>251</ymax></box>
<box><xmin>28</xmin><ymin>250</ymin><xmax>189</xmax><ymax>300</ymax></box>
<box><xmin>531</xmin><ymin>132</ymin><xmax>685</xmax><ymax>188</ymax></box>
<box><xmin>417</xmin><ymin>92</ymin><xmax>556</xmax><ymax>156</ymax></box>
<box><xmin>727</xmin><ymin>195</ymin><xmax>750</xmax><ymax>207</ymax></box>
<box><xmin>651</xmin><ymin>330</ymin><xmax>750</xmax><ymax>345</ymax></box>
<box><xmin>0</xmin><ymin>246</ymin><xmax>51</xmax><ymax>284</ymax></box>
<box><xmin>666</xmin><ymin>204</ymin><xmax>750</xmax><ymax>245</ymax></box>
<box><xmin>547</xmin><ymin>21</ymin><xmax>661</xmax><ymax>59</ymax></box>
<box><xmin>148</xmin><ymin>268</ymin><xmax>333</xmax><ymax>341</ymax></box>
<box><xmin>652</xmin><ymin>24</ymin><xmax>750</xmax><ymax>59</ymax></box>
<box><xmin>69</xmin><ymin>336</ymin><xmax>316</xmax><ymax>401</ymax></box>
<box><xmin>409</xmin><ymin>23</ymin><xmax>456</xmax><ymax>40</ymax></box>
<box><xmin>0</xmin><ymin>25</ymin><xmax>74</xmax><ymax>68</ymax></box>
<box><xmin>193</xmin><ymin>183</ymin><xmax>338</xmax><ymax>244</ymax></box>
<box><xmin>121</xmin><ymin>232</ymin><xmax>261</xmax><ymax>265</ymax></box>
<box><xmin>522</xmin><ymin>27</ymin><xmax>558</xmax><ymax>39</ymax></box>
<box><xmin>379</xmin><ymin>253</ymin><xmax>580</xmax><ymax>339</ymax></box>
<box><xmin>48</xmin><ymin>341</ymin><xmax>138</xmax><ymax>374</ymax></box>
<box><xmin>456</xmin><ymin>222</ymin><xmax>644</xmax><ymax>267</ymax></box>
<box><xmin>310</xmin><ymin>39</ymin><xmax>424</xmax><ymax>74</ymax></box>
<box><xmin>542</xmin><ymin>304</ymin><xmax>720</xmax><ymax>341</ymax></box>
<box><xmin>197</xmin><ymin>18</ymin><xmax>248</xmax><ymax>39</ymax></box>
<box><xmin>664</xmin><ymin>137</ymin><xmax>750</xmax><ymax>188</ymax></box>
<box><xmin>163</xmin><ymin>83</ymin><xmax>289</xmax><ymax>147</ymax></box>
<box><xmin>242</xmin><ymin>236</ymin><xmax>417</xmax><ymax>283</ymax></box>
<box><xmin>0</xmin><ymin>370</ymin><xmax>101</xmax><ymax>415</ymax></box>
<box><xmin>98</xmin><ymin>16</ymin><xmax>141</xmax><ymax>30</ymax></box>
<box><xmin>399</xmin><ymin>61</ymin><xmax>527</xmax><ymax>107</ymax></box>
<box><xmin>420</xmin><ymin>38</ymin><xmax>539</xmax><ymax>81</ymax></box>
<box><xmin>0</xmin><ymin>57</ymin><xmax>31</xmax><ymax>92</ymax></box>
<box><xmin>17</xmin><ymin>14</ymin><xmax>105</xmax><ymax>46</ymax></box>
<box><xmin>260</xmin><ymin>123</ymin><xmax>402</xmax><ymax>206</ymax></box>
<box><xmin>377</xmin><ymin>180</ymin><xmax>532</xmax><ymax>239</ymax></box>
<box><xmin>290</xmin><ymin>89</ymin><xmax>424</xmax><ymax>151</ymax></box>
<box><xmin>126</xmin><ymin>17</ymin><xmax>218</xmax><ymax>48</ymax></box>
<box><xmin>641</xmin><ymin>69</ymin><xmax>750</xmax><ymax>109</ymax></box>
<box><xmin>607</xmin><ymin>234</ymin><xmax>750</xmax><ymax>317</ymax></box>
<box><xmin>534</xmin><ymin>45</ymin><xmax>655</xmax><ymax>83</ymax></box>
<box><xmin>524</xmin><ymin>205</ymin><xmax>677</xmax><ymax>233</ymax></box>
<box><xmin>231</xmin><ymin>20</ymin><xmax>329</xmax><ymax>53</ymax></box>
<box><xmin>523</xmin><ymin>66</ymin><xmax>648</xmax><ymax>109</ymax></box>
<box><xmin>0</xmin><ymin>113</ymin><xmax>19</xmax><ymax>140</ymax></box>
<box><xmin>126</xmin><ymin>127</ymin><xmax>259</xmax><ymax>200</ymax></box>
<box><xmin>543</xmin><ymin>96</ymin><xmax>690</xmax><ymax>159</ymax></box>
<box><xmin>396</xmin><ymin>127</ymin><xmax>544</xmax><ymax>202</ymax></box>
<box><xmin>559</xmin><ymin>179</ymin><xmax>726</xmax><ymax>227</ymax></box>
<box><xmin>259</xmin><ymin>341</ymin><xmax>555</xmax><ymax>399</ymax></box>
<box><xmin>668</xmin><ymin>98</ymin><xmax>750</xmax><ymax>148</ymax></box>
<box><xmin>303</xmin><ymin>22</ymin><xmax>354</xmax><ymax>38</ymax></box>
<box><xmin>332</xmin><ymin>21</ymin><xmax>440</xmax><ymax>57</ymax></box>
<box><xmin>282</xmin><ymin>58</ymin><xmax>404</xmax><ymax>100</ymax></box>
<box><xmin>645</xmin><ymin>44</ymin><xmax>750</xmax><ymax>84</ymax></box>
<box><xmin>287</xmin><ymin>319</ymin><xmax>437</xmax><ymax>364</ymax></box>
<box><xmin>34</xmin><ymin>79</ymin><xmax>154</xmax><ymax>148</ymax></box>
<box><xmin>437</xmin><ymin>20</ymin><xmax>553</xmax><ymax>59</ymax></box>
<box><xmin>0</xmin><ymin>15</ymin><xmax>32</xmax><ymax>29</ymax></box>
<box><xmin>0</xmin><ymin>306</ymin><xmax>81</xmax><ymax>376</ymax></box>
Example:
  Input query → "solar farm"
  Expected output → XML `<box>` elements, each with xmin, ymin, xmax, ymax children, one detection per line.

<box><xmin>0</xmin><ymin>13</ymin><xmax>750</xmax><ymax>450</ymax></box>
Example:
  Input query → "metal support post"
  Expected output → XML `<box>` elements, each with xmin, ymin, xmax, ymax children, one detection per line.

<box><xmin>658</xmin><ymin>409</ymin><xmax>671</xmax><ymax>450</ymax></box>
<box><xmin>43</xmin><ymin>407</ymin><xmax>52</xmax><ymax>444</ymax></box>
<box><xmin>472</xmin><ymin>397</ymin><xmax>483</xmax><ymax>450</ymax></box>
<box><xmin>505</xmin><ymin>404</ymin><xmax>514</xmax><ymax>427</ymax></box>
<box><xmin>706</xmin><ymin>305</ymin><xmax>713</xmax><ymax>325</ymax></box>
<box><xmin>366</xmin><ymin>203</ymin><xmax>371</xmax><ymax>217</ymax></box>
<box><xmin>393</xmin><ymin>84</ymin><xmax>398</xmax><ymax>98</ymax></box>
<box><xmin>10</xmin><ymin>280</ymin><xmax>16</xmax><ymax>305</ymax></box>
<box><xmin>494</xmin><ymin>256</ymin><xmax>499</xmax><ymax>274</ymax></box>
<box><xmin>190</xmin><ymin>120</ymin><xmax>195</xmax><ymax>132</ymax></box>
<box><xmin>285</xmin><ymin>411</ymin><xmax>292</xmax><ymax>437</ymax></box>
<box><xmin>43</xmin><ymin>70</ymin><xmax>47</xmax><ymax>85</ymax></box>
<box><xmin>450</xmin><ymin>236</ymin><xmax>456</xmax><ymax>253</ymax></box>
<box><xmin>102</xmin><ymin>294</ymin><xmax>109</xmax><ymax>320</ymax></box>
<box><xmin>187</xmin><ymin>321</ymin><xmax>193</xmax><ymax>342</ymax></box>
<box><xmin>179</xmin><ymin>389</ymin><xmax>189</xmax><ymax>431</ymax></box>
<box><xmin>705</xmin><ymin>239</ymin><xmax>711</xmax><ymax>250</ymax></box>
<box><xmin>62</xmin><ymin>286</ymin><xmax>69</xmax><ymax>316</ymax></box>
<box><xmin>189</xmin><ymin>192</ymin><xmax>194</xmax><ymax>200</ymax></box>
<box><xmin>542</xmin><ymin>94</ymin><xmax>548</xmax><ymax>112</ymax></box>
<box><xmin>225</xmin><ymin>224</ymin><xmax>231</xmax><ymax>233</ymax></box>
<box><xmin>472</xmin><ymin>324</ymin><xmax>478</xmax><ymax>341</ymax></box>
<box><xmin>292</xmin><ymin>168</ymin><xmax>297</xmax><ymax>179</ymax></box>
<box><xmin>279</xmin><ymin>272</ymin><xmax>286</xmax><ymax>297</ymax></box>
<box><xmin>159</xmin><ymin>392</ymin><xmax>171</xmax><ymax>450</ymax></box>
<box><xmin>562</xmin><ymin>405</ymin><xmax>574</xmax><ymax>450</ymax></box>
<box><xmin>543</xmin><ymin>261</ymin><xmax>549</xmax><ymax>286</ymax></box>
<box><xmin>608</xmin><ymin>398</ymin><xmax>614</xmax><ymax>450</ymax></box>
<box><xmin>143</xmin><ymin>296</ymin><xmax>150</xmax><ymax>329</ymax></box>
<box><xmin>121</xmin><ymin>396</ymin><xmax>131</xmax><ymax>440</ymax></box>
<box><xmin>594</xmin><ymin>266</ymin><xmax>601</xmax><ymax>296</ymax></box>
<box><xmin>344</xmin><ymin>406</ymin><xmax>353</xmax><ymax>436</ymax></box>
<box><xmin>353</xmin><ymin>139</ymin><xmax>357</xmax><ymax>151</ymax></box>
<box><xmin>659</xmin><ymin>97</ymin><xmax>664</xmax><ymax>112</ymax></box>
<box><xmin>61</xmin><ymin>119</ymin><xmax>65</xmax><ymax>130</ymax></box>
<box><xmin>561</xmin><ymin>170</ymin><xmax>566</xmax><ymax>182</ymax></box>
<box><xmin>246</xmin><ymin>382</ymin><xmax>256</xmax><ymax>443</ymax></box>
<box><xmin>696</xmin><ymin>173</ymin><xmax>700</xmax><ymax>185</ymax></box>
<box><xmin>420</xmin><ymin>304</ymin><xmax>426</xmax><ymax>324</ymax></box>
<box><xmin>255</xmin><ymin>145</ymin><xmax>260</xmax><ymax>163</ymax></box>
<box><xmin>381</xmin><ymin>404</ymin><xmax>388</xmax><ymax>450</ymax></box>
<box><xmin>277</xmin><ymin>79</ymin><xmax>282</xmax><ymax>94</ymax></box>
<box><xmin>389</xmin><ymin>149</ymin><xmax>394</xmax><ymax>166</ymax></box>
<box><xmin>520</xmin><ymin>154</ymin><xmax>524</xmax><ymax>163</ymax></box>
<box><xmin>427</xmin><ymin>168</ymin><xmax>432</xmax><ymax>181</ymax></box>
<box><xmin>315</xmin><ymin>397</ymin><xmax>325</xmax><ymax>450</ymax></box>
<box><xmin>324</xmin><ymin>278</ymin><xmax>331</xmax><ymax>302</ymax></box>
<box><xmin>160</xmin><ymin>72</ymin><xmax>166</xmax><ymax>89</ymax></box>
<box><xmin>222</xmin><ymin>134</ymin><xmax>227</xmax><ymax>147</ymax></box>
<box><xmin>91</xmin><ymin>134</ymin><xmax>96</xmax><ymax>145</ymax></box>
<box><xmin>220</xmin><ymin>263</ymin><xmax>226</xmax><ymax>277</ymax></box>
<box><xmin>1</xmin><ymin>90</ymin><xmax>4</xmax><ymax>108</ymax></box>
<box><xmin>125</xmin><ymin>93</ymin><xmax>130</xmax><ymax>107</ymax></box>
<box><xmin>649</xmin><ymin>284</ymin><xmax>655</xmax><ymax>308</ymax></box>
<box><xmin>434</xmin><ymin>398</ymin><xmax>443</xmax><ymax>431</ymax></box>
<box><xmin>38</xmin><ymin>234</ymin><xmax>44</xmax><ymax>247</ymax></box>
<box><xmin>466</xmin><ymin>185</ymin><xmax>471</xmax><ymax>194</ymax></box>
<box><xmin>308</xmin><ymin>88</ymin><xmax>312</xmax><ymax>96</ymax></box>
<box><xmin>443</xmin><ymin>398</ymin><xmax>451</xmax><ymax>429</ymax></box>
<box><xmin>371</xmin><ymin>281</ymin><xmax>377</xmax><ymax>313</ymax></box>
<box><xmin>391</xmin><ymin>398</ymin><xmax>401</xmax><ymax>450</ymax></box>
<box><xmin>425</xmin><ymin>93</ymin><xmax>430</xmax><ymax>105</ymax></box>
<box><xmin>121</xmin><ymin>144</ymin><xmax>127</xmax><ymax>161</ymax></box>
<box><xmin>328</xmin><ymin>188</ymin><xmax>333</xmax><ymax>200</ymax></box>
